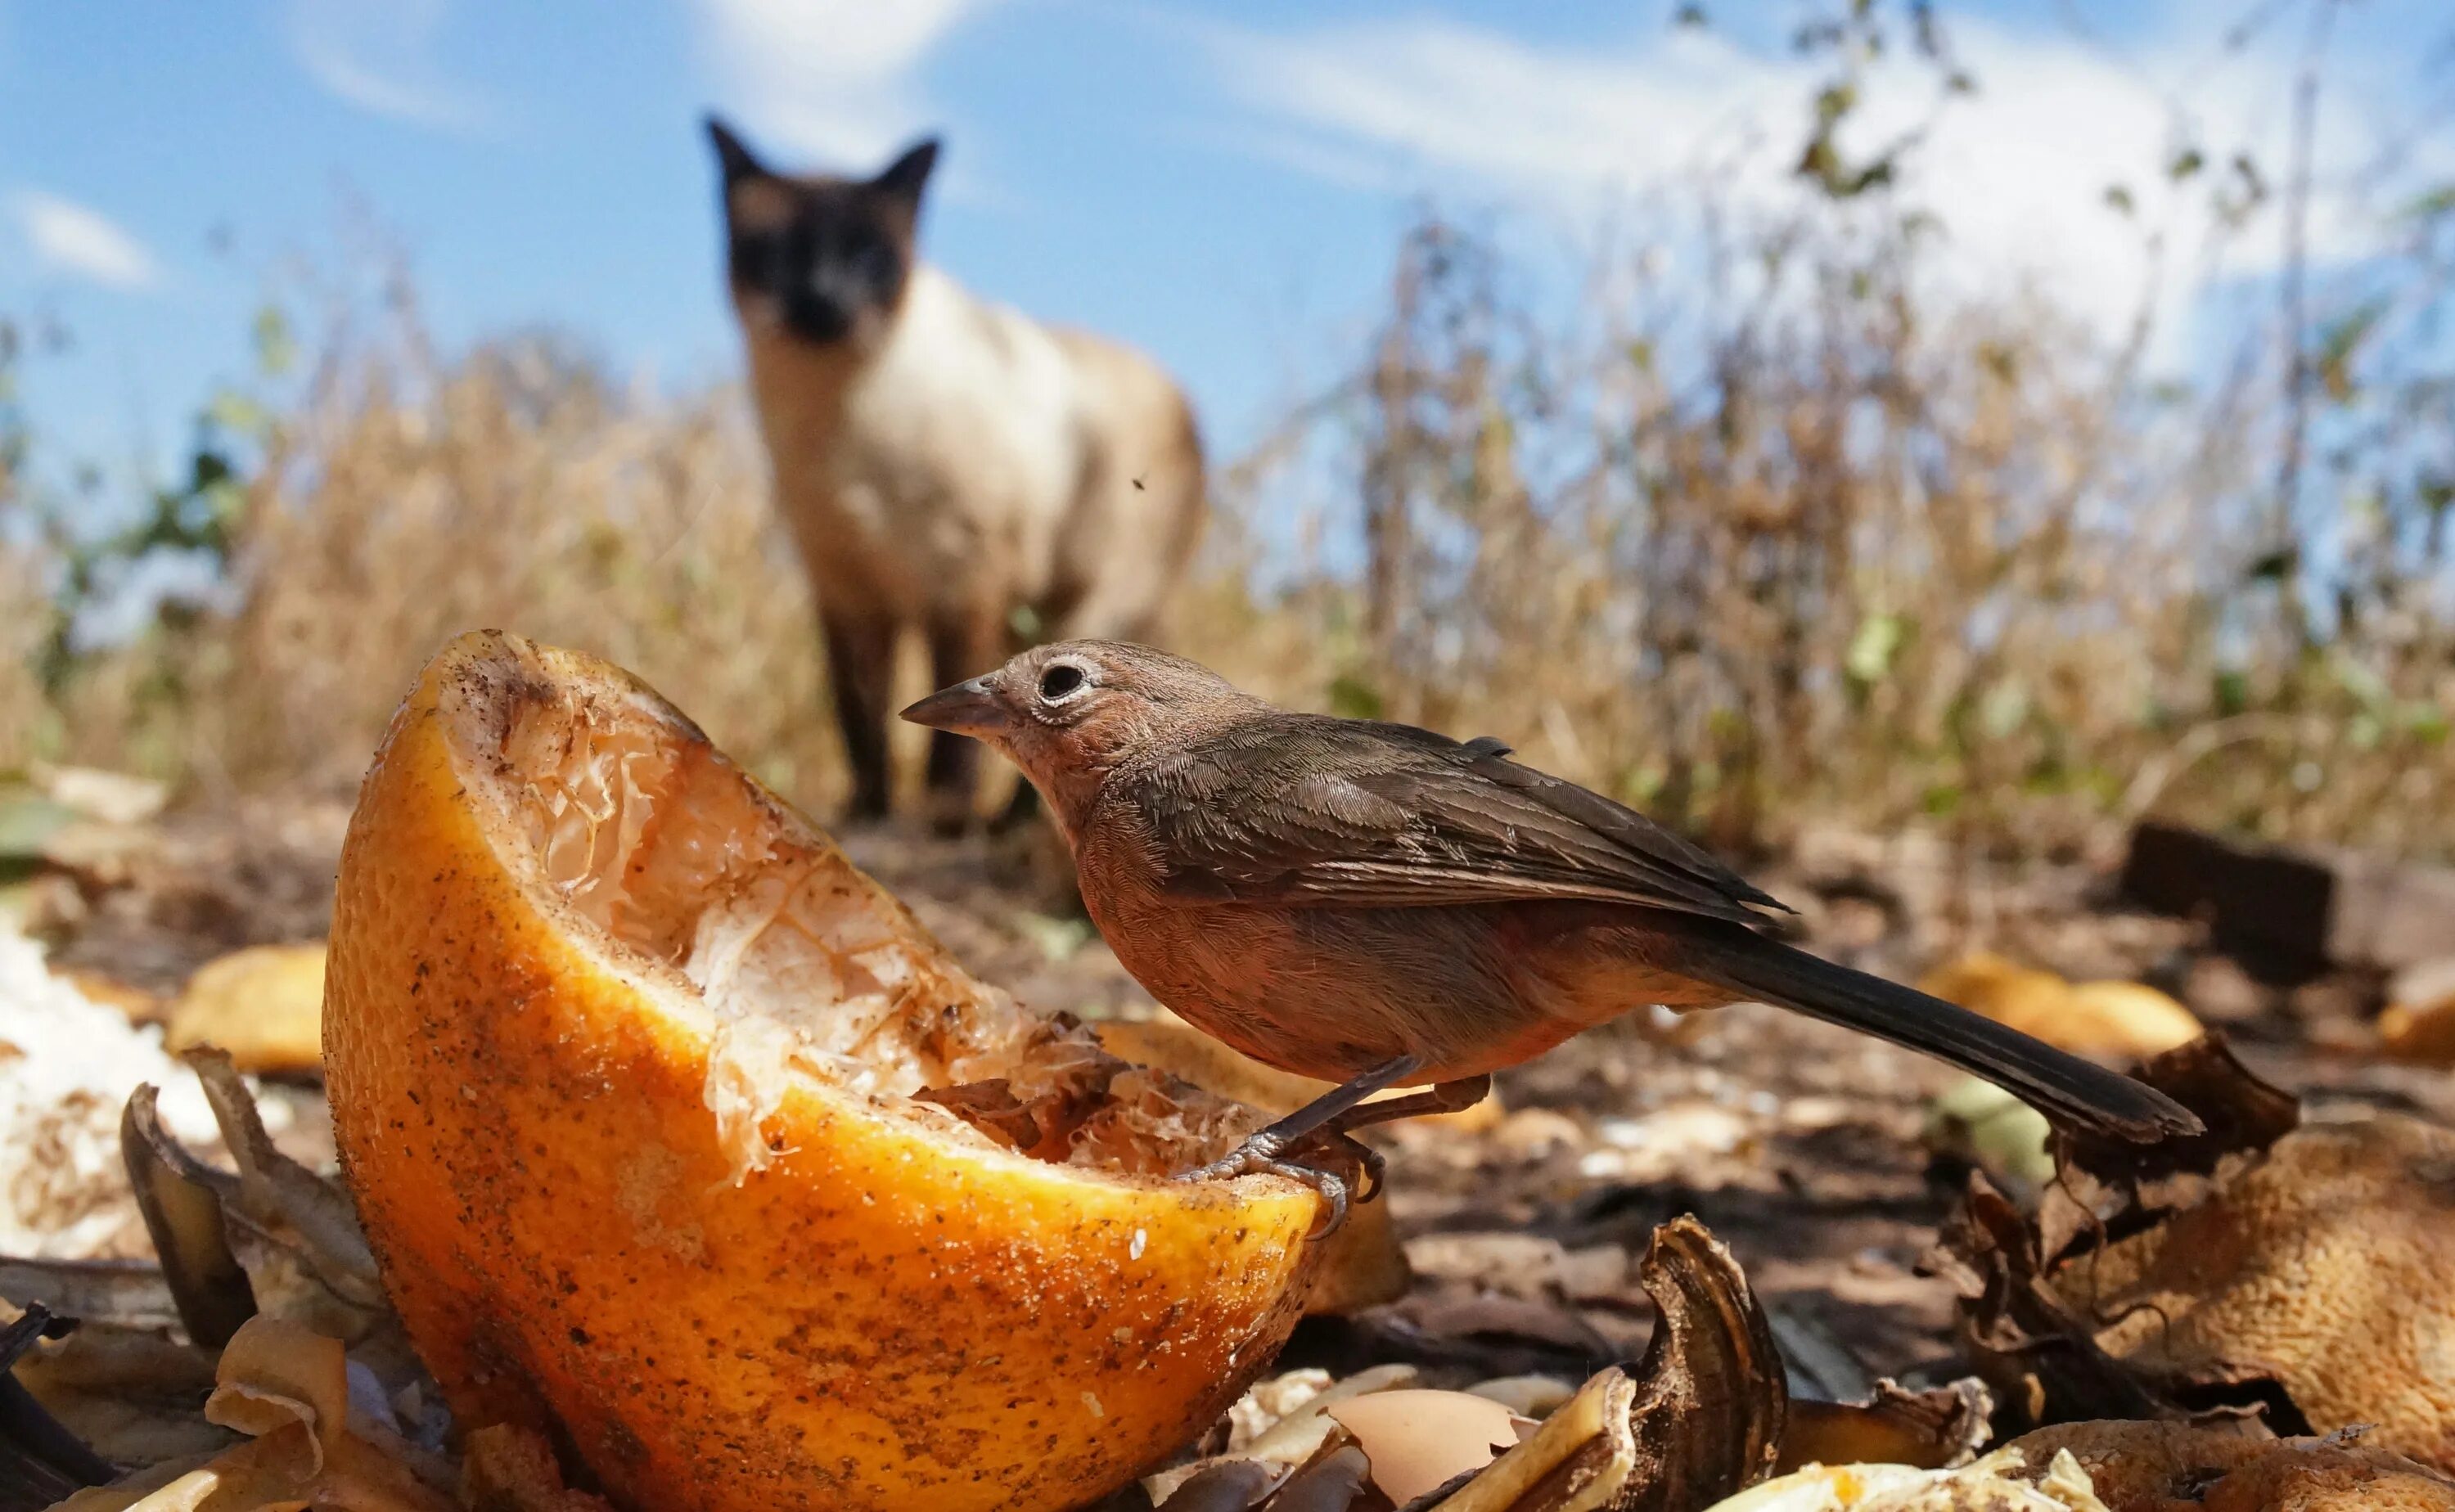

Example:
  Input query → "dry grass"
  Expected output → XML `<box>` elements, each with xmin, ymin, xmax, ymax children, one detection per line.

<box><xmin>1187</xmin><ymin>214</ymin><xmax>2455</xmax><ymax>859</ymax></box>
<box><xmin>7</xmin><ymin>308</ymin><xmax>836</xmax><ymax>808</ymax></box>
<box><xmin>6</xmin><ymin>209</ymin><xmax>2452</xmax><ymax>858</ymax></box>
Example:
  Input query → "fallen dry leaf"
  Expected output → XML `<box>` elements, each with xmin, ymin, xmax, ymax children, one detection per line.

<box><xmin>1426</xmin><ymin>1215</ymin><xmax>1786</xmax><ymax>1511</ymax></box>
<box><xmin>1139</xmin><ymin>1216</ymin><xmax>1784</xmax><ymax>1512</ymax></box>
<box><xmin>2007</xmin><ymin>1420</ymin><xmax>2455</xmax><ymax>1511</ymax></box>
<box><xmin>1931</xmin><ymin>1035</ymin><xmax>2455</xmax><ymax>1472</ymax></box>
<box><xmin>1146</xmin><ymin>1364</ymin><xmax>1423</xmax><ymax>1505</ymax></box>
<box><xmin>120</xmin><ymin>1050</ymin><xmax>410</xmax><ymax>1388</ymax></box>
<box><xmin>52</xmin><ymin>1314</ymin><xmax>456</xmax><ymax>1512</ymax></box>
<box><xmin>5</xmin><ymin>1298</ymin><xmax>234</xmax><ymax>1469</ymax></box>
<box><xmin>1777</xmin><ymin>1379</ymin><xmax>1994</xmax><ymax>1475</ymax></box>
<box><xmin>2</xmin><ymin>1302</ymin><xmax>119</xmax><ymax>1505</ymax></box>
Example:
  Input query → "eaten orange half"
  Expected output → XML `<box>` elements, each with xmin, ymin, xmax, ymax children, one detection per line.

<box><xmin>322</xmin><ymin>631</ymin><xmax>1324</xmax><ymax>1512</ymax></box>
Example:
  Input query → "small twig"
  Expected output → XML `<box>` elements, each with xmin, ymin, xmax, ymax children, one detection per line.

<box><xmin>2268</xmin><ymin>0</ymin><xmax>2340</xmax><ymax>650</ymax></box>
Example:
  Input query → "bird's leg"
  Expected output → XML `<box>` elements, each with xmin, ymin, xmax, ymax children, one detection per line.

<box><xmin>1321</xmin><ymin>1073</ymin><xmax>1493</xmax><ymax>1134</ymax></box>
<box><xmin>1177</xmin><ymin>1055</ymin><xmax>1427</xmax><ymax>1237</ymax></box>
<box><xmin>1300</xmin><ymin>1077</ymin><xmax>1489</xmax><ymax>1214</ymax></box>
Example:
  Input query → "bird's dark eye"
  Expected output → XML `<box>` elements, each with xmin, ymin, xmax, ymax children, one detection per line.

<box><xmin>1038</xmin><ymin>664</ymin><xmax>1086</xmax><ymax>701</ymax></box>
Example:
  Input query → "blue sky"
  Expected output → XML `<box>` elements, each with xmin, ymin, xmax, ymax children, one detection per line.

<box><xmin>3</xmin><ymin>0</ymin><xmax>2450</xmax><ymax>514</ymax></box>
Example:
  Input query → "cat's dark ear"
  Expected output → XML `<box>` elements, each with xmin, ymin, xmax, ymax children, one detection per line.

<box><xmin>705</xmin><ymin>115</ymin><xmax>769</xmax><ymax>184</ymax></box>
<box><xmin>872</xmin><ymin>137</ymin><xmax>940</xmax><ymax>203</ymax></box>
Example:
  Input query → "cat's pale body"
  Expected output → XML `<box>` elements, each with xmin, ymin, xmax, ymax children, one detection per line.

<box><xmin>739</xmin><ymin>265</ymin><xmax>1202</xmax><ymax>645</ymax></box>
<box><xmin>709</xmin><ymin>119</ymin><xmax>1205</xmax><ymax>828</ymax></box>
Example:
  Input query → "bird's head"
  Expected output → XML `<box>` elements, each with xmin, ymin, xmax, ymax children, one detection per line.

<box><xmin>901</xmin><ymin>640</ymin><xmax>1249</xmax><ymax>836</ymax></box>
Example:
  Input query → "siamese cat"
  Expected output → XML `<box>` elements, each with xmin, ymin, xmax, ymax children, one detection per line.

<box><xmin>707</xmin><ymin>117</ymin><xmax>1207</xmax><ymax>833</ymax></box>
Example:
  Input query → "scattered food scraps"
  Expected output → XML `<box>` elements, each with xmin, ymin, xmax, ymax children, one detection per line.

<box><xmin>1322</xmin><ymin>1388</ymin><xmax>1533</xmax><ymax>1505</ymax></box>
<box><xmin>0</xmin><ymin>918</ymin><xmax>259</xmax><ymax>1261</ymax></box>
<box><xmin>38</xmin><ymin>767</ymin><xmax>170</xmax><ymax>829</ymax></box>
<box><xmin>1698</xmin><ymin>1447</ymin><xmax>2113</xmax><ymax>1511</ymax></box>
<box><xmin>1144</xmin><ymin>1216</ymin><xmax>1788</xmax><ymax>1511</ymax></box>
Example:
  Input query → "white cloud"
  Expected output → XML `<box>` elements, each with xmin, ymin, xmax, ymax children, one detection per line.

<box><xmin>1196</xmin><ymin>11</ymin><xmax>2448</xmax><ymax>338</ymax></box>
<box><xmin>691</xmin><ymin>0</ymin><xmax>988</xmax><ymax>167</ymax></box>
<box><xmin>10</xmin><ymin>191</ymin><xmax>160</xmax><ymax>291</ymax></box>
<box><xmin>286</xmin><ymin>0</ymin><xmax>484</xmax><ymax>131</ymax></box>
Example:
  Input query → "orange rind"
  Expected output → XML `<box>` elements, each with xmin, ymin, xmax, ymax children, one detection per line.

<box><xmin>322</xmin><ymin>632</ymin><xmax>1325</xmax><ymax>1512</ymax></box>
<box><xmin>1917</xmin><ymin>952</ymin><xmax>2201</xmax><ymax>1060</ymax></box>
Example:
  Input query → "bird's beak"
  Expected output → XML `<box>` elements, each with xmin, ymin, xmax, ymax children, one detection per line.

<box><xmin>900</xmin><ymin>676</ymin><xmax>1007</xmax><ymax>737</ymax></box>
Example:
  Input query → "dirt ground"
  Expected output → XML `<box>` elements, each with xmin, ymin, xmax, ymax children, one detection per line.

<box><xmin>24</xmin><ymin>795</ymin><xmax>2453</xmax><ymax>1404</ymax></box>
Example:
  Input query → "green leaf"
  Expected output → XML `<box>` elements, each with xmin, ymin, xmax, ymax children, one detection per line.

<box><xmin>1327</xmin><ymin>673</ymin><xmax>1384</xmax><ymax>720</ymax></box>
<box><xmin>207</xmin><ymin>389</ymin><xmax>269</xmax><ymax>439</ymax></box>
<box><xmin>2316</xmin><ymin>297</ymin><xmax>2389</xmax><ymax>403</ymax></box>
<box><xmin>252</xmin><ymin>305</ymin><xmax>296</xmax><ymax>377</ymax></box>
<box><xmin>199</xmin><ymin>476</ymin><xmax>248</xmax><ymax>528</ymax></box>
<box><xmin>1845</xmin><ymin>613</ymin><xmax>1908</xmax><ymax>686</ymax></box>
<box><xmin>2400</xmin><ymin>182</ymin><xmax>2455</xmax><ymax>223</ymax></box>
<box><xmin>2331</xmin><ymin>655</ymin><xmax>2390</xmax><ymax>710</ymax></box>
<box><xmin>1012</xmin><ymin>911</ymin><xmax>1095</xmax><ymax>965</ymax></box>
<box><xmin>1979</xmin><ymin>681</ymin><xmax>2030</xmax><ymax>740</ymax></box>
<box><xmin>1926</xmin><ymin>1077</ymin><xmax>2055</xmax><ymax>1186</ymax></box>
<box><xmin>2420</xmin><ymin>475</ymin><xmax>2453</xmax><ymax>518</ymax></box>
<box><xmin>0</xmin><ymin>794</ymin><xmax>76</xmax><ymax>861</ymax></box>
<box><xmin>1618</xmin><ymin>761</ymin><xmax>1668</xmax><ymax>806</ymax></box>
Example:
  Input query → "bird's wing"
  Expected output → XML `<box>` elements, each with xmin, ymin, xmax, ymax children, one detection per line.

<box><xmin>1123</xmin><ymin>714</ymin><xmax>1788</xmax><ymax>925</ymax></box>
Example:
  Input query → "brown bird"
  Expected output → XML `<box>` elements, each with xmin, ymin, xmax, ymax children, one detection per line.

<box><xmin>903</xmin><ymin>641</ymin><xmax>2200</xmax><ymax>1229</ymax></box>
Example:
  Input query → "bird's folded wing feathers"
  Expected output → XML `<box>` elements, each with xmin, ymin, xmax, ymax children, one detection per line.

<box><xmin>1129</xmin><ymin>716</ymin><xmax>1787</xmax><ymax>925</ymax></box>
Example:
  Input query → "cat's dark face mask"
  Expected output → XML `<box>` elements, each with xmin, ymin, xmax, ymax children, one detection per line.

<box><xmin>709</xmin><ymin>119</ymin><xmax>938</xmax><ymax>352</ymax></box>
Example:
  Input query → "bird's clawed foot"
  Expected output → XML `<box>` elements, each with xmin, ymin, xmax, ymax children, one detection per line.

<box><xmin>1178</xmin><ymin>1128</ymin><xmax>1383</xmax><ymax>1237</ymax></box>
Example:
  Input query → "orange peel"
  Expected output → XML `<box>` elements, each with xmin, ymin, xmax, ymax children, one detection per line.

<box><xmin>322</xmin><ymin>632</ymin><xmax>1325</xmax><ymax>1512</ymax></box>
<box><xmin>1917</xmin><ymin>952</ymin><xmax>2200</xmax><ymax>1059</ymax></box>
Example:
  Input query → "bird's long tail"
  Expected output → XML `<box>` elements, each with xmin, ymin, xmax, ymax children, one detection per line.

<box><xmin>1673</xmin><ymin>929</ymin><xmax>2201</xmax><ymax>1142</ymax></box>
